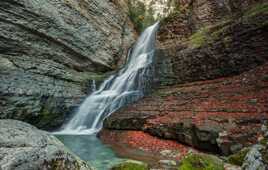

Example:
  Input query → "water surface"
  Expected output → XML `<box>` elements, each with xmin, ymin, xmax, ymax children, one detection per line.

<box><xmin>56</xmin><ymin>135</ymin><xmax>124</xmax><ymax>170</ymax></box>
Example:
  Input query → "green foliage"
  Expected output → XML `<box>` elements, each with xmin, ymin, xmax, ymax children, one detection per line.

<box><xmin>178</xmin><ymin>154</ymin><xmax>224</xmax><ymax>170</ymax></box>
<box><xmin>127</xmin><ymin>1</ymin><xmax>155</xmax><ymax>33</ymax></box>
<box><xmin>227</xmin><ymin>148</ymin><xmax>250</xmax><ymax>166</ymax></box>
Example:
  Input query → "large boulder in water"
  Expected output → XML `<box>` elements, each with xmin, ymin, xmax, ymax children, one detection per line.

<box><xmin>0</xmin><ymin>0</ymin><xmax>136</xmax><ymax>129</ymax></box>
<box><xmin>0</xmin><ymin>119</ymin><xmax>93</xmax><ymax>170</ymax></box>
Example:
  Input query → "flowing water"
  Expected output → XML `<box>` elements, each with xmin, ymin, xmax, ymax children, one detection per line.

<box><xmin>92</xmin><ymin>80</ymin><xmax>97</xmax><ymax>92</ymax></box>
<box><xmin>54</xmin><ymin>22</ymin><xmax>159</xmax><ymax>170</ymax></box>
<box><xmin>57</xmin><ymin>22</ymin><xmax>159</xmax><ymax>135</ymax></box>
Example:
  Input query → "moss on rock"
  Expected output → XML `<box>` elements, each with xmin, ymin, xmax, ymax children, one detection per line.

<box><xmin>227</xmin><ymin>148</ymin><xmax>250</xmax><ymax>166</ymax></box>
<box><xmin>244</xmin><ymin>2</ymin><xmax>268</xmax><ymax>17</ymax></box>
<box><xmin>111</xmin><ymin>160</ymin><xmax>149</xmax><ymax>170</ymax></box>
<box><xmin>188</xmin><ymin>28</ymin><xmax>210</xmax><ymax>48</ymax></box>
<box><xmin>178</xmin><ymin>153</ymin><xmax>224</xmax><ymax>170</ymax></box>
<box><xmin>260</xmin><ymin>138</ymin><xmax>268</xmax><ymax>146</ymax></box>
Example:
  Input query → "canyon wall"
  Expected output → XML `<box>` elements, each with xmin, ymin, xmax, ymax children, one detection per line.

<box><xmin>0</xmin><ymin>0</ymin><xmax>136</xmax><ymax>129</ymax></box>
<box><xmin>104</xmin><ymin>0</ymin><xmax>268</xmax><ymax>155</ymax></box>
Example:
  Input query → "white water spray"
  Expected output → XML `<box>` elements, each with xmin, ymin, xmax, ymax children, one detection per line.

<box><xmin>57</xmin><ymin>22</ymin><xmax>159</xmax><ymax>135</ymax></box>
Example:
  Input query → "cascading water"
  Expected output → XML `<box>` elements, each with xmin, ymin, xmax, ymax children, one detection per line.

<box><xmin>58</xmin><ymin>22</ymin><xmax>159</xmax><ymax>135</ymax></box>
<box><xmin>92</xmin><ymin>80</ymin><xmax>97</xmax><ymax>92</ymax></box>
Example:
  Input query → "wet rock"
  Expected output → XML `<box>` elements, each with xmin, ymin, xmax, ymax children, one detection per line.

<box><xmin>0</xmin><ymin>119</ymin><xmax>93</xmax><ymax>170</ymax></box>
<box><xmin>0</xmin><ymin>0</ymin><xmax>135</xmax><ymax>129</ymax></box>
<box><xmin>242</xmin><ymin>144</ymin><xmax>267</xmax><ymax>170</ymax></box>
<box><xmin>227</xmin><ymin>148</ymin><xmax>250</xmax><ymax>166</ymax></box>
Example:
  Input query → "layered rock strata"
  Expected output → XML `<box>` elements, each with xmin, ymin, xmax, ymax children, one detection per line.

<box><xmin>104</xmin><ymin>2</ymin><xmax>268</xmax><ymax>155</ymax></box>
<box><xmin>0</xmin><ymin>0</ymin><xmax>135</xmax><ymax>129</ymax></box>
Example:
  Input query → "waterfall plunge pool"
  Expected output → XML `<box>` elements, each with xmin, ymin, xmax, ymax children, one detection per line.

<box><xmin>55</xmin><ymin>135</ymin><xmax>124</xmax><ymax>170</ymax></box>
<box><xmin>53</xmin><ymin>22</ymin><xmax>160</xmax><ymax>169</ymax></box>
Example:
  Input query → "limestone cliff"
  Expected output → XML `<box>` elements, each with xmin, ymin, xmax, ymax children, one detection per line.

<box><xmin>0</xmin><ymin>0</ymin><xmax>136</xmax><ymax>129</ymax></box>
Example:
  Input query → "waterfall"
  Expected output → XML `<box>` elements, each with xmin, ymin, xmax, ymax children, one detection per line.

<box><xmin>58</xmin><ymin>22</ymin><xmax>159</xmax><ymax>135</ymax></box>
<box><xmin>92</xmin><ymin>80</ymin><xmax>97</xmax><ymax>92</ymax></box>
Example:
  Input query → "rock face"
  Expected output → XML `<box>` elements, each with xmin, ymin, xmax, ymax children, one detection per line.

<box><xmin>104</xmin><ymin>1</ymin><xmax>268</xmax><ymax>155</ymax></box>
<box><xmin>105</xmin><ymin>62</ymin><xmax>268</xmax><ymax>155</ymax></box>
<box><xmin>0</xmin><ymin>119</ymin><xmax>93</xmax><ymax>170</ymax></box>
<box><xmin>0</xmin><ymin>0</ymin><xmax>135</xmax><ymax>129</ymax></box>
<box><xmin>156</xmin><ymin>1</ymin><xmax>268</xmax><ymax>86</ymax></box>
<box><xmin>158</xmin><ymin>0</ymin><xmax>266</xmax><ymax>45</ymax></box>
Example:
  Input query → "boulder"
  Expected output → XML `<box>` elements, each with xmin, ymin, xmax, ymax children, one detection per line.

<box><xmin>0</xmin><ymin>119</ymin><xmax>93</xmax><ymax>170</ymax></box>
<box><xmin>242</xmin><ymin>144</ymin><xmax>268</xmax><ymax>170</ymax></box>
<box><xmin>242</xmin><ymin>122</ymin><xmax>268</xmax><ymax>170</ymax></box>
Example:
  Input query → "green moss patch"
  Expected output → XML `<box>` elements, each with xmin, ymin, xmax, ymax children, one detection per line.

<box><xmin>178</xmin><ymin>153</ymin><xmax>224</xmax><ymax>170</ymax></box>
<box><xmin>111</xmin><ymin>160</ymin><xmax>149</xmax><ymax>170</ymax></box>
<box><xmin>188</xmin><ymin>27</ymin><xmax>210</xmax><ymax>48</ymax></box>
<box><xmin>188</xmin><ymin>18</ymin><xmax>232</xmax><ymax>48</ymax></box>
<box><xmin>227</xmin><ymin>148</ymin><xmax>250</xmax><ymax>166</ymax></box>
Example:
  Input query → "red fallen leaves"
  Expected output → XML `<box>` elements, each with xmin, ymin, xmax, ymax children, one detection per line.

<box><xmin>145</xmin><ymin>63</ymin><xmax>268</xmax><ymax>127</ymax></box>
<box><xmin>100</xmin><ymin>130</ymin><xmax>191</xmax><ymax>160</ymax></box>
<box><xmin>124</xmin><ymin>131</ymin><xmax>189</xmax><ymax>153</ymax></box>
